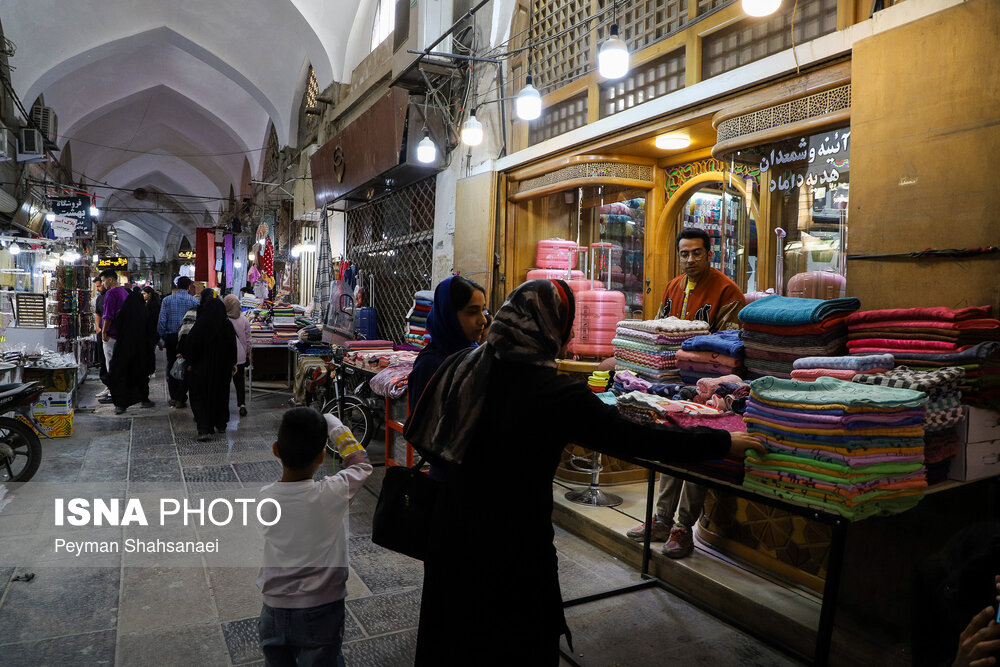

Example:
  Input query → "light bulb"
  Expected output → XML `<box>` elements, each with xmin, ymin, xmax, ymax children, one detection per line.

<box><xmin>92</xmin><ymin>254</ymin><xmax>99</xmax><ymax>262</ymax></box>
<box><xmin>234</xmin><ymin>260</ymin><xmax>242</xmax><ymax>269</ymax></box>
<box><xmin>90</xmin><ymin>205</ymin><xmax>99</xmax><ymax>217</ymax></box>
<box><xmin>291</xmin><ymin>244</ymin><xmax>302</xmax><ymax>258</ymax></box>
<box><xmin>461</xmin><ymin>110</ymin><xmax>483</xmax><ymax>146</ymax></box>
<box><xmin>416</xmin><ymin>129</ymin><xmax>436</xmax><ymax>164</ymax></box>
<box><xmin>655</xmin><ymin>134</ymin><xmax>691</xmax><ymax>150</ymax></box>
<box><xmin>9</xmin><ymin>242</ymin><xmax>21</xmax><ymax>256</ymax></box>
<box><xmin>248</xmin><ymin>252</ymin><xmax>256</xmax><ymax>261</ymax></box>
<box><xmin>516</xmin><ymin>75</ymin><xmax>542</xmax><ymax>121</ymax></box>
<box><xmin>742</xmin><ymin>0</ymin><xmax>781</xmax><ymax>16</ymax></box>
<box><xmin>598</xmin><ymin>24</ymin><xmax>630</xmax><ymax>79</ymax></box>
<box><xmin>45</xmin><ymin>211</ymin><xmax>55</xmax><ymax>222</ymax></box>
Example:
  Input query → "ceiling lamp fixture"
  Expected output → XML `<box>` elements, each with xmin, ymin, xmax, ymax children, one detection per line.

<box><xmin>416</xmin><ymin>129</ymin><xmax>437</xmax><ymax>163</ymax></box>
<box><xmin>598</xmin><ymin>24</ymin><xmax>630</xmax><ymax>79</ymax></box>
<box><xmin>655</xmin><ymin>133</ymin><xmax>691</xmax><ymax>150</ymax></box>
<box><xmin>461</xmin><ymin>109</ymin><xmax>484</xmax><ymax>146</ymax></box>
<box><xmin>516</xmin><ymin>75</ymin><xmax>542</xmax><ymax>121</ymax></box>
<box><xmin>9</xmin><ymin>242</ymin><xmax>21</xmax><ymax>256</ymax></box>
<box><xmin>90</xmin><ymin>195</ymin><xmax>99</xmax><ymax>217</ymax></box>
<box><xmin>742</xmin><ymin>0</ymin><xmax>781</xmax><ymax>17</ymax></box>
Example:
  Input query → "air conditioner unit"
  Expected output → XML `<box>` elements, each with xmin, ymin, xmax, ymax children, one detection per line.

<box><xmin>392</xmin><ymin>0</ymin><xmax>464</xmax><ymax>88</ymax></box>
<box><xmin>17</xmin><ymin>128</ymin><xmax>46</xmax><ymax>162</ymax></box>
<box><xmin>0</xmin><ymin>127</ymin><xmax>11</xmax><ymax>161</ymax></box>
<box><xmin>31</xmin><ymin>106</ymin><xmax>58</xmax><ymax>144</ymax></box>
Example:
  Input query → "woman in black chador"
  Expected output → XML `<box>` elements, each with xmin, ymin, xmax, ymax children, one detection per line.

<box><xmin>181</xmin><ymin>294</ymin><xmax>236</xmax><ymax>440</ymax></box>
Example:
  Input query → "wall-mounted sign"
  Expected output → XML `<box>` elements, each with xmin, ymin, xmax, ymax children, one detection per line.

<box><xmin>49</xmin><ymin>195</ymin><xmax>93</xmax><ymax>236</ymax></box>
<box><xmin>178</xmin><ymin>250</ymin><xmax>196</xmax><ymax>260</ymax></box>
<box><xmin>757</xmin><ymin>129</ymin><xmax>850</xmax><ymax>194</ymax></box>
<box><xmin>97</xmin><ymin>256</ymin><xmax>128</xmax><ymax>269</ymax></box>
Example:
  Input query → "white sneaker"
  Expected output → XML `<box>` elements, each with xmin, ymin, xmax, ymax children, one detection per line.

<box><xmin>96</xmin><ymin>388</ymin><xmax>111</xmax><ymax>398</ymax></box>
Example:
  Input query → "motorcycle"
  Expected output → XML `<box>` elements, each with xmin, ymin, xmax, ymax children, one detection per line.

<box><xmin>0</xmin><ymin>381</ymin><xmax>49</xmax><ymax>483</ymax></box>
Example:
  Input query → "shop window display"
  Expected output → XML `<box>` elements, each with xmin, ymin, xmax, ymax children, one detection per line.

<box><xmin>737</xmin><ymin>126</ymin><xmax>850</xmax><ymax>295</ymax></box>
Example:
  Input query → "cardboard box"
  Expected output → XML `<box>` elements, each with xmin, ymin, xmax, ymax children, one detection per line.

<box><xmin>966</xmin><ymin>406</ymin><xmax>1000</xmax><ymax>444</ymax></box>
<box><xmin>17</xmin><ymin>411</ymin><xmax>73</xmax><ymax>438</ymax></box>
<box><xmin>31</xmin><ymin>391</ymin><xmax>73</xmax><ymax>416</ymax></box>
<box><xmin>948</xmin><ymin>439</ymin><xmax>1000</xmax><ymax>482</ymax></box>
<box><xmin>22</xmin><ymin>366</ymin><xmax>77</xmax><ymax>393</ymax></box>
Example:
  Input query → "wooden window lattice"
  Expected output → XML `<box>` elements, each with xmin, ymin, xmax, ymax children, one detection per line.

<box><xmin>697</xmin><ymin>0</ymin><xmax>737</xmax><ymax>17</ymax></box>
<box><xmin>599</xmin><ymin>48</ymin><xmax>685</xmax><ymax>118</ymax></box>
<box><xmin>529</xmin><ymin>0</ymin><xmax>591</xmax><ymax>90</ymax></box>
<box><xmin>595</xmin><ymin>0</ymin><xmax>686</xmax><ymax>52</ymax></box>
<box><xmin>529</xmin><ymin>93</ymin><xmax>588</xmax><ymax>145</ymax></box>
<box><xmin>702</xmin><ymin>0</ymin><xmax>838</xmax><ymax>80</ymax></box>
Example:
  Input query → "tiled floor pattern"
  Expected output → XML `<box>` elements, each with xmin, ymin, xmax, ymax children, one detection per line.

<box><xmin>0</xmin><ymin>366</ymin><xmax>802</xmax><ymax>666</ymax></box>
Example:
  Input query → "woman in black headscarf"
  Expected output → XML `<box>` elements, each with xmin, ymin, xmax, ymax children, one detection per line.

<box><xmin>181</xmin><ymin>293</ymin><xmax>237</xmax><ymax>440</ymax></box>
<box><xmin>107</xmin><ymin>288</ymin><xmax>154</xmax><ymax>414</ymax></box>
<box><xmin>141</xmin><ymin>286</ymin><xmax>161</xmax><ymax>377</ymax></box>
<box><xmin>405</xmin><ymin>280</ymin><xmax>764</xmax><ymax>665</ymax></box>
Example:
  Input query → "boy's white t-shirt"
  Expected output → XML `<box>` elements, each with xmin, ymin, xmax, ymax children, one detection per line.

<box><xmin>256</xmin><ymin>453</ymin><xmax>372</xmax><ymax>609</ymax></box>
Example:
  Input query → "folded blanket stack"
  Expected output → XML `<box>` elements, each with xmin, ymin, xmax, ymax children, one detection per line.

<box><xmin>852</xmin><ymin>366</ymin><xmax>966</xmax><ymax>483</ymax></box>
<box><xmin>405</xmin><ymin>290</ymin><xmax>434</xmax><ymax>349</ymax></box>
<box><xmin>790</xmin><ymin>354</ymin><xmax>895</xmax><ymax>382</ymax></box>
<box><xmin>250</xmin><ymin>321</ymin><xmax>275</xmax><ymax>343</ymax></box>
<box><xmin>739</xmin><ymin>296</ymin><xmax>861</xmax><ymax>379</ymax></box>
<box><xmin>676</xmin><ymin>329</ymin><xmax>745</xmax><ymax>382</ymax></box>
<box><xmin>845</xmin><ymin>307</ymin><xmax>1000</xmax><ymax>411</ymax></box>
<box><xmin>617</xmin><ymin>390</ymin><xmax>747</xmax><ymax>483</ymax></box>
<box><xmin>271</xmin><ymin>305</ymin><xmax>299</xmax><ymax>344</ymax></box>
<box><xmin>743</xmin><ymin>376</ymin><xmax>929</xmax><ymax>520</ymax></box>
<box><xmin>613</xmin><ymin>317</ymin><xmax>709</xmax><ymax>382</ymax></box>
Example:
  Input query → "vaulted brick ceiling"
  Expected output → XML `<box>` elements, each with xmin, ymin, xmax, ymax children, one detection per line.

<box><xmin>2</xmin><ymin>0</ymin><xmax>373</xmax><ymax>259</ymax></box>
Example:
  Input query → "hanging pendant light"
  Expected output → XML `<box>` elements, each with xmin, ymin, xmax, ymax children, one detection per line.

<box><xmin>89</xmin><ymin>195</ymin><xmax>99</xmax><ymax>217</ymax></box>
<box><xmin>461</xmin><ymin>109</ymin><xmax>484</xmax><ymax>146</ymax></box>
<box><xmin>742</xmin><ymin>0</ymin><xmax>781</xmax><ymax>17</ymax></box>
<box><xmin>516</xmin><ymin>75</ymin><xmax>542</xmax><ymax>121</ymax></box>
<box><xmin>598</xmin><ymin>24</ymin><xmax>630</xmax><ymax>79</ymax></box>
<box><xmin>9</xmin><ymin>242</ymin><xmax>20</xmax><ymax>256</ymax></box>
<box><xmin>416</xmin><ymin>129</ymin><xmax>437</xmax><ymax>163</ymax></box>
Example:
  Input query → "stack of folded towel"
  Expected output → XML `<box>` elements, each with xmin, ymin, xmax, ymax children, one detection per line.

<box><xmin>743</xmin><ymin>376</ymin><xmax>928</xmax><ymax>520</ymax></box>
<box><xmin>613</xmin><ymin>317</ymin><xmax>709</xmax><ymax>382</ymax></box>
<box><xmin>852</xmin><ymin>366</ymin><xmax>966</xmax><ymax>483</ymax></box>
<box><xmin>790</xmin><ymin>354</ymin><xmax>894</xmax><ymax>381</ymax></box>
<box><xmin>405</xmin><ymin>290</ymin><xmax>434</xmax><ymax>348</ymax></box>
<box><xmin>675</xmin><ymin>329</ymin><xmax>745</xmax><ymax>382</ymax></box>
<box><xmin>739</xmin><ymin>295</ymin><xmax>861</xmax><ymax>379</ymax></box>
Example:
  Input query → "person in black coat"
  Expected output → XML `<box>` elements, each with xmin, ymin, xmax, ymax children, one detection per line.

<box><xmin>404</xmin><ymin>279</ymin><xmax>764</xmax><ymax>665</ymax></box>
<box><xmin>106</xmin><ymin>288</ymin><xmax>154</xmax><ymax>414</ymax></box>
<box><xmin>181</xmin><ymin>294</ymin><xmax>237</xmax><ymax>440</ymax></box>
<box><xmin>141</xmin><ymin>286</ymin><xmax>161</xmax><ymax>377</ymax></box>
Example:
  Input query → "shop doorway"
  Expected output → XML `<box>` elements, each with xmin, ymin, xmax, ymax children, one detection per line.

<box><xmin>344</xmin><ymin>177</ymin><xmax>435</xmax><ymax>343</ymax></box>
<box><xmin>674</xmin><ymin>180</ymin><xmax>758</xmax><ymax>293</ymax></box>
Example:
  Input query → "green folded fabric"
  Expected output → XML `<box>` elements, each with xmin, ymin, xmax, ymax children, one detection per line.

<box><xmin>750</xmin><ymin>376</ymin><xmax>928</xmax><ymax>408</ymax></box>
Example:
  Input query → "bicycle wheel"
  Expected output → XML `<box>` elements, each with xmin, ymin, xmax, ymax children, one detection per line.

<box><xmin>323</xmin><ymin>395</ymin><xmax>375</xmax><ymax>453</ymax></box>
<box><xmin>0</xmin><ymin>417</ymin><xmax>42</xmax><ymax>482</ymax></box>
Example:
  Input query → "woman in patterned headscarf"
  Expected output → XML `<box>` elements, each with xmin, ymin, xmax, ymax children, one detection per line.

<box><xmin>406</xmin><ymin>279</ymin><xmax>763</xmax><ymax>665</ymax></box>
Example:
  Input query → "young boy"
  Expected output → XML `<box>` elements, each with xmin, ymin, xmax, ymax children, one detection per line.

<box><xmin>257</xmin><ymin>407</ymin><xmax>372</xmax><ymax>665</ymax></box>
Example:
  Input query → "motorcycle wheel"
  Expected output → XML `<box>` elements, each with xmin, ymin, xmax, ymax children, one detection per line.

<box><xmin>0</xmin><ymin>417</ymin><xmax>42</xmax><ymax>482</ymax></box>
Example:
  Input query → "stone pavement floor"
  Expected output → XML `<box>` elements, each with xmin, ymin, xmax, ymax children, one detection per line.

<box><xmin>0</xmin><ymin>364</ymin><xmax>802</xmax><ymax>666</ymax></box>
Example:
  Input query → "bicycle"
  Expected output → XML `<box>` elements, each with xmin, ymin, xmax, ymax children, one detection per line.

<box><xmin>308</xmin><ymin>347</ymin><xmax>376</xmax><ymax>455</ymax></box>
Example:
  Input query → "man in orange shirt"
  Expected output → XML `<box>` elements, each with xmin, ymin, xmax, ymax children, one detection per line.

<box><xmin>626</xmin><ymin>227</ymin><xmax>746</xmax><ymax>557</ymax></box>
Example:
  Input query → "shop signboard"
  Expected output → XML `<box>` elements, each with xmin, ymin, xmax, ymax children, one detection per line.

<box><xmin>178</xmin><ymin>250</ymin><xmax>196</xmax><ymax>260</ymax></box>
<box><xmin>49</xmin><ymin>195</ymin><xmax>93</xmax><ymax>236</ymax></box>
<box><xmin>97</xmin><ymin>256</ymin><xmax>129</xmax><ymax>270</ymax></box>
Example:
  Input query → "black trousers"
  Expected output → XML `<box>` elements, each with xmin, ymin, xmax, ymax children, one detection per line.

<box><xmin>164</xmin><ymin>333</ymin><xmax>187</xmax><ymax>402</ymax></box>
<box><xmin>232</xmin><ymin>363</ymin><xmax>247</xmax><ymax>406</ymax></box>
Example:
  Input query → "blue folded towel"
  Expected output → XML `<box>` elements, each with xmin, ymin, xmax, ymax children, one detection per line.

<box><xmin>681</xmin><ymin>329</ymin><xmax>745</xmax><ymax>357</ymax></box>
<box><xmin>738</xmin><ymin>295</ymin><xmax>861</xmax><ymax>326</ymax></box>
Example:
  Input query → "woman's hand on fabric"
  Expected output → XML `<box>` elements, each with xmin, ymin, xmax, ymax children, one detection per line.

<box><xmin>232</xmin><ymin>366</ymin><xmax>238</xmax><ymax>376</ymax></box>
<box><xmin>953</xmin><ymin>604</ymin><xmax>1000</xmax><ymax>667</ymax></box>
<box><xmin>727</xmin><ymin>432</ymin><xmax>765</xmax><ymax>459</ymax></box>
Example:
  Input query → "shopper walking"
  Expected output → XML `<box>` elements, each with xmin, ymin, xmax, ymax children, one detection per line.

<box><xmin>157</xmin><ymin>277</ymin><xmax>199</xmax><ymax>408</ymax></box>
<box><xmin>141</xmin><ymin>286</ymin><xmax>161</xmax><ymax>379</ymax></box>
<box><xmin>181</xmin><ymin>294</ymin><xmax>237</xmax><ymax>440</ymax></box>
<box><xmin>223</xmin><ymin>294</ymin><xmax>251</xmax><ymax>417</ymax></box>
<box><xmin>404</xmin><ymin>279</ymin><xmax>764</xmax><ymax>665</ymax></box>
<box><xmin>101</xmin><ymin>273</ymin><xmax>154</xmax><ymax>415</ymax></box>
<box><xmin>92</xmin><ymin>275</ymin><xmax>112</xmax><ymax>403</ymax></box>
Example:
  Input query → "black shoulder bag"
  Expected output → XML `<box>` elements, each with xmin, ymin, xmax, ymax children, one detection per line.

<box><xmin>371</xmin><ymin>457</ymin><xmax>439</xmax><ymax>561</ymax></box>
